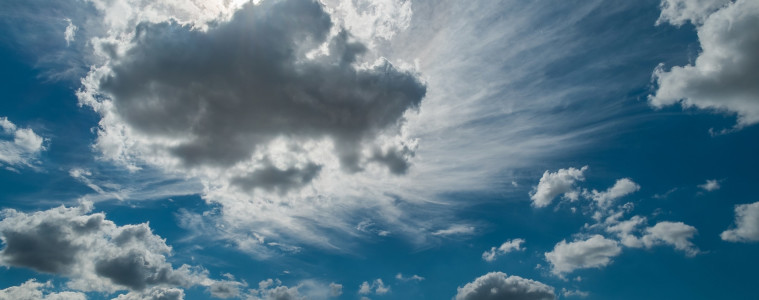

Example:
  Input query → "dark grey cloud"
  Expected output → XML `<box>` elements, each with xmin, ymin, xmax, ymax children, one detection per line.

<box><xmin>454</xmin><ymin>272</ymin><xmax>555</xmax><ymax>300</ymax></box>
<box><xmin>0</xmin><ymin>204</ymin><xmax>236</xmax><ymax>296</ymax></box>
<box><xmin>370</xmin><ymin>146</ymin><xmax>412</xmax><ymax>175</ymax></box>
<box><xmin>92</xmin><ymin>0</ymin><xmax>425</xmax><ymax>176</ymax></box>
<box><xmin>231</xmin><ymin>160</ymin><xmax>322</xmax><ymax>194</ymax></box>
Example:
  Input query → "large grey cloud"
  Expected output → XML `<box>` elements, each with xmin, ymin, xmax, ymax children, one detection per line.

<box><xmin>454</xmin><ymin>272</ymin><xmax>555</xmax><ymax>300</ymax></box>
<box><xmin>83</xmin><ymin>0</ymin><xmax>425</xmax><ymax>177</ymax></box>
<box><xmin>0</xmin><ymin>203</ymin><xmax>238</xmax><ymax>297</ymax></box>
<box><xmin>650</xmin><ymin>0</ymin><xmax>759</xmax><ymax>129</ymax></box>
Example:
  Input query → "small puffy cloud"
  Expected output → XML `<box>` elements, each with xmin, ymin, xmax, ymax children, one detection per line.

<box><xmin>544</xmin><ymin>235</ymin><xmax>622</xmax><ymax>275</ymax></box>
<box><xmin>650</xmin><ymin>0</ymin><xmax>759</xmax><ymax>129</ymax></box>
<box><xmin>0</xmin><ymin>116</ymin><xmax>46</xmax><ymax>169</ymax></box>
<box><xmin>454</xmin><ymin>272</ymin><xmax>555</xmax><ymax>300</ymax></box>
<box><xmin>640</xmin><ymin>221</ymin><xmax>700</xmax><ymax>256</ymax></box>
<box><xmin>0</xmin><ymin>279</ymin><xmax>87</xmax><ymax>300</ymax></box>
<box><xmin>247</xmin><ymin>279</ymin><xmax>341</xmax><ymax>300</ymax></box>
<box><xmin>584</xmin><ymin>178</ymin><xmax>640</xmax><ymax>209</ymax></box>
<box><xmin>698</xmin><ymin>179</ymin><xmax>721</xmax><ymax>192</ymax></box>
<box><xmin>329</xmin><ymin>283</ymin><xmax>342</xmax><ymax>297</ymax></box>
<box><xmin>482</xmin><ymin>238</ymin><xmax>525</xmax><ymax>262</ymax></box>
<box><xmin>721</xmin><ymin>201</ymin><xmax>759</xmax><ymax>242</ymax></box>
<box><xmin>0</xmin><ymin>203</ymin><xmax>235</xmax><ymax>296</ymax></box>
<box><xmin>530</xmin><ymin>166</ymin><xmax>587</xmax><ymax>208</ymax></box>
<box><xmin>358</xmin><ymin>279</ymin><xmax>388</xmax><ymax>295</ymax></box>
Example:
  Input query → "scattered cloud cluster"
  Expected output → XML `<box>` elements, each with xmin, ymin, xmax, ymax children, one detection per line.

<box><xmin>0</xmin><ymin>116</ymin><xmax>46</xmax><ymax>170</ymax></box>
<box><xmin>651</xmin><ymin>0</ymin><xmax>759</xmax><ymax>129</ymax></box>
<box><xmin>721</xmin><ymin>201</ymin><xmax>759</xmax><ymax>242</ymax></box>
<box><xmin>482</xmin><ymin>238</ymin><xmax>525</xmax><ymax>262</ymax></box>
<box><xmin>454</xmin><ymin>272</ymin><xmax>555</xmax><ymax>300</ymax></box>
<box><xmin>0</xmin><ymin>203</ymin><xmax>239</xmax><ymax>298</ymax></box>
<box><xmin>532</xmin><ymin>166</ymin><xmax>700</xmax><ymax>275</ymax></box>
<box><xmin>0</xmin><ymin>279</ymin><xmax>86</xmax><ymax>300</ymax></box>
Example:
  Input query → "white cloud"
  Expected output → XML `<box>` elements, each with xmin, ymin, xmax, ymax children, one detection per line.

<box><xmin>454</xmin><ymin>272</ymin><xmax>555</xmax><ymax>300</ymax></box>
<box><xmin>394</xmin><ymin>273</ymin><xmax>424</xmax><ymax>282</ymax></box>
<box><xmin>64</xmin><ymin>18</ymin><xmax>78</xmax><ymax>46</ymax></box>
<box><xmin>0</xmin><ymin>279</ymin><xmax>87</xmax><ymax>300</ymax></box>
<box><xmin>640</xmin><ymin>221</ymin><xmax>700</xmax><ymax>256</ymax></box>
<box><xmin>530</xmin><ymin>166</ymin><xmax>588</xmax><ymax>208</ymax></box>
<box><xmin>656</xmin><ymin>0</ymin><xmax>730</xmax><ymax>26</ymax></box>
<box><xmin>721</xmin><ymin>201</ymin><xmax>759</xmax><ymax>242</ymax></box>
<box><xmin>584</xmin><ymin>178</ymin><xmax>640</xmax><ymax>209</ymax></box>
<box><xmin>0</xmin><ymin>203</ymin><xmax>238</xmax><ymax>296</ymax></box>
<box><xmin>357</xmin><ymin>279</ymin><xmax>388</xmax><ymax>295</ymax></box>
<box><xmin>0</xmin><ymin>116</ymin><xmax>46</xmax><ymax>169</ymax></box>
<box><xmin>482</xmin><ymin>238</ymin><xmax>525</xmax><ymax>262</ymax></box>
<box><xmin>544</xmin><ymin>235</ymin><xmax>622</xmax><ymax>276</ymax></box>
<box><xmin>561</xmin><ymin>288</ymin><xmax>589</xmax><ymax>298</ymax></box>
<box><xmin>698</xmin><ymin>179</ymin><xmax>721</xmax><ymax>191</ymax></box>
<box><xmin>112</xmin><ymin>287</ymin><xmax>185</xmax><ymax>300</ymax></box>
<box><xmin>431</xmin><ymin>224</ymin><xmax>475</xmax><ymax>237</ymax></box>
<box><xmin>650</xmin><ymin>0</ymin><xmax>759</xmax><ymax>129</ymax></box>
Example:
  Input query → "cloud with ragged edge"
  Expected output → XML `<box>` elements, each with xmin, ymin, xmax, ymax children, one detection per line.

<box><xmin>0</xmin><ymin>202</ymin><xmax>242</xmax><ymax>298</ymax></box>
<box><xmin>650</xmin><ymin>0</ymin><xmax>759</xmax><ymax>131</ymax></box>
<box><xmin>0</xmin><ymin>116</ymin><xmax>47</xmax><ymax>170</ymax></box>
<box><xmin>455</xmin><ymin>272</ymin><xmax>555</xmax><ymax>300</ymax></box>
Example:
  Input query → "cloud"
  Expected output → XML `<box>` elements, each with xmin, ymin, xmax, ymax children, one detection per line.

<box><xmin>482</xmin><ymin>238</ymin><xmax>525</xmax><ymax>262</ymax></box>
<box><xmin>64</xmin><ymin>18</ymin><xmax>78</xmax><ymax>46</ymax></box>
<box><xmin>640</xmin><ymin>221</ymin><xmax>700</xmax><ymax>256</ymax></box>
<box><xmin>112</xmin><ymin>287</ymin><xmax>185</xmax><ymax>300</ymax></box>
<box><xmin>329</xmin><ymin>283</ymin><xmax>343</xmax><ymax>297</ymax></box>
<box><xmin>395</xmin><ymin>273</ymin><xmax>424</xmax><ymax>282</ymax></box>
<box><xmin>358</xmin><ymin>279</ymin><xmax>388</xmax><ymax>295</ymax></box>
<box><xmin>246</xmin><ymin>279</ymin><xmax>342</xmax><ymax>300</ymax></box>
<box><xmin>0</xmin><ymin>116</ymin><xmax>46</xmax><ymax>169</ymax></box>
<box><xmin>0</xmin><ymin>203</ymin><xmax>236</xmax><ymax>296</ymax></box>
<box><xmin>454</xmin><ymin>272</ymin><xmax>555</xmax><ymax>300</ymax></box>
<box><xmin>530</xmin><ymin>166</ymin><xmax>588</xmax><ymax>208</ymax></box>
<box><xmin>544</xmin><ymin>235</ymin><xmax>622</xmax><ymax>275</ymax></box>
<box><xmin>584</xmin><ymin>178</ymin><xmax>640</xmax><ymax>209</ymax></box>
<box><xmin>698</xmin><ymin>179</ymin><xmax>721</xmax><ymax>191</ymax></box>
<box><xmin>431</xmin><ymin>224</ymin><xmax>475</xmax><ymax>237</ymax></box>
<box><xmin>721</xmin><ymin>201</ymin><xmax>759</xmax><ymax>242</ymax></box>
<box><xmin>650</xmin><ymin>0</ymin><xmax>759</xmax><ymax>129</ymax></box>
<box><xmin>0</xmin><ymin>279</ymin><xmax>87</xmax><ymax>300</ymax></box>
<box><xmin>561</xmin><ymin>288</ymin><xmax>589</xmax><ymax>298</ymax></box>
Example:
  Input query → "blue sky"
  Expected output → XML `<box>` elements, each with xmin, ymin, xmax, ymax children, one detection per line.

<box><xmin>1</xmin><ymin>0</ymin><xmax>758</xmax><ymax>299</ymax></box>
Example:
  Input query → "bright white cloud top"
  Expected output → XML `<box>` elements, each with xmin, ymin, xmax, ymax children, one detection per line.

<box><xmin>0</xmin><ymin>116</ymin><xmax>46</xmax><ymax>169</ymax></box>
<box><xmin>721</xmin><ymin>201</ymin><xmax>759</xmax><ymax>242</ymax></box>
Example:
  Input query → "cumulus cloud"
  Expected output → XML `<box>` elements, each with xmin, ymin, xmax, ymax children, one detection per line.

<box><xmin>650</xmin><ymin>0</ymin><xmax>759</xmax><ymax>129</ymax></box>
<box><xmin>0</xmin><ymin>203</ymin><xmax>236</xmax><ymax>296</ymax></box>
<box><xmin>482</xmin><ymin>238</ymin><xmax>525</xmax><ymax>262</ymax></box>
<box><xmin>584</xmin><ymin>178</ymin><xmax>640</xmax><ymax>209</ymax></box>
<box><xmin>358</xmin><ymin>279</ymin><xmax>389</xmax><ymax>295</ymax></box>
<box><xmin>0</xmin><ymin>279</ymin><xmax>87</xmax><ymax>300</ymax></box>
<box><xmin>246</xmin><ymin>279</ymin><xmax>341</xmax><ymax>300</ymax></box>
<box><xmin>544</xmin><ymin>235</ymin><xmax>622</xmax><ymax>276</ymax></box>
<box><xmin>112</xmin><ymin>287</ymin><xmax>185</xmax><ymax>300</ymax></box>
<box><xmin>698</xmin><ymin>179</ymin><xmax>721</xmax><ymax>191</ymax></box>
<box><xmin>721</xmin><ymin>201</ymin><xmax>759</xmax><ymax>242</ymax></box>
<box><xmin>639</xmin><ymin>221</ymin><xmax>700</xmax><ymax>256</ymax></box>
<box><xmin>530</xmin><ymin>166</ymin><xmax>588</xmax><ymax>208</ymax></box>
<box><xmin>454</xmin><ymin>272</ymin><xmax>555</xmax><ymax>300</ymax></box>
<box><xmin>561</xmin><ymin>288</ymin><xmax>589</xmax><ymax>298</ymax></box>
<box><xmin>0</xmin><ymin>116</ymin><xmax>46</xmax><ymax>169</ymax></box>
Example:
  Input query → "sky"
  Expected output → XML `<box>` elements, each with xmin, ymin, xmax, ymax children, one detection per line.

<box><xmin>0</xmin><ymin>0</ymin><xmax>758</xmax><ymax>299</ymax></box>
